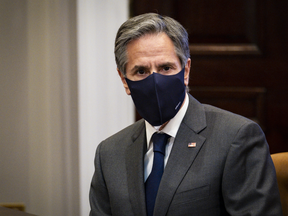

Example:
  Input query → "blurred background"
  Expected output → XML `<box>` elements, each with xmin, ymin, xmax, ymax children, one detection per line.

<box><xmin>0</xmin><ymin>0</ymin><xmax>287</xmax><ymax>215</ymax></box>
<box><xmin>0</xmin><ymin>0</ymin><xmax>132</xmax><ymax>215</ymax></box>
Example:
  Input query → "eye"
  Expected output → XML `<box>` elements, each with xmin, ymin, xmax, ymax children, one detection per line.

<box><xmin>163</xmin><ymin>66</ymin><xmax>171</xmax><ymax>71</ymax></box>
<box><xmin>137</xmin><ymin>69</ymin><xmax>146</xmax><ymax>75</ymax></box>
<box><xmin>159</xmin><ymin>65</ymin><xmax>173</xmax><ymax>73</ymax></box>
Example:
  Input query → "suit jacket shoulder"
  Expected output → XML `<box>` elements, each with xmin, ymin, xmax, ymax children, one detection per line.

<box><xmin>185</xmin><ymin>93</ymin><xmax>256</xmax><ymax>133</ymax></box>
<box><xmin>98</xmin><ymin>119</ymin><xmax>146</xmax><ymax>153</ymax></box>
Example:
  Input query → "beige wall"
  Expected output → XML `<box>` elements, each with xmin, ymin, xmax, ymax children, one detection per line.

<box><xmin>76</xmin><ymin>0</ymin><xmax>132</xmax><ymax>215</ymax></box>
<box><xmin>0</xmin><ymin>0</ymin><xmax>132</xmax><ymax>215</ymax></box>
<box><xmin>0</xmin><ymin>0</ymin><xmax>79</xmax><ymax>215</ymax></box>
<box><xmin>0</xmin><ymin>0</ymin><xmax>30</xmax><ymax>206</ymax></box>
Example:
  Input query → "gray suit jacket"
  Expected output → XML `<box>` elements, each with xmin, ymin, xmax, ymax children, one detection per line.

<box><xmin>89</xmin><ymin>94</ymin><xmax>283</xmax><ymax>216</ymax></box>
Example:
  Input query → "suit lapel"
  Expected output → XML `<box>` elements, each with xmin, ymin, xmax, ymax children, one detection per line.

<box><xmin>125</xmin><ymin>120</ymin><xmax>147</xmax><ymax>216</ymax></box>
<box><xmin>154</xmin><ymin>95</ymin><xmax>207</xmax><ymax>216</ymax></box>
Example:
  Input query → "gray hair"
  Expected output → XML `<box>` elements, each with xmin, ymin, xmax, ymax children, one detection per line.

<box><xmin>114</xmin><ymin>13</ymin><xmax>190</xmax><ymax>75</ymax></box>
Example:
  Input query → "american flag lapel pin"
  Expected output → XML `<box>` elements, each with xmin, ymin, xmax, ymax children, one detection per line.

<box><xmin>188</xmin><ymin>142</ymin><xmax>196</xmax><ymax>148</ymax></box>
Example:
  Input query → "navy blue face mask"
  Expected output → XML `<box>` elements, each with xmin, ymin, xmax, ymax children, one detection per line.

<box><xmin>125</xmin><ymin>68</ymin><xmax>186</xmax><ymax>126</ymax></box>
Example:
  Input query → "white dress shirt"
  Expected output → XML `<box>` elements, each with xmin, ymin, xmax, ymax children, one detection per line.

<box><xmin>144</xmin><ymin>93</ymin><xmax>189</xmax><ymax>181</ymax></box>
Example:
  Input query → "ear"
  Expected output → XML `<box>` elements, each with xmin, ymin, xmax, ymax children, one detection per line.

<box><xmin>184</xmin><ymin>58</ymin><xmax>191</xmax><ymax>86</ymax></box>
<box><xmin>117</xmin><ymin>69</ymin><xmax>131</xmax><ymax>95</ymax></box>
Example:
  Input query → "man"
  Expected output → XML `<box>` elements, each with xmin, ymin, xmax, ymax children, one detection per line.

<box><xmin>89</xmin><ymin>13</ymin><xmax>283</xmax><ymax>216</ymax></box>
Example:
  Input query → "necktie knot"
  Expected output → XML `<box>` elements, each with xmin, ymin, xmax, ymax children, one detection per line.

<box><xmin>152</xmin><ymin>133</ymin><xmax>170</xmax><ymax>155</ymax></box>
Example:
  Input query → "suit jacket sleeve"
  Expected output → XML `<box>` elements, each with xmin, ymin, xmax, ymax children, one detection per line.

<box><xmin>89</xmin><ymin>142</ymin><xmax>112</xmax><ymax>216</ymax></box>
<box><xmin>222</xmin><ymin>121</ymin><xmax>283</xmax><ymax>215</ymax></box>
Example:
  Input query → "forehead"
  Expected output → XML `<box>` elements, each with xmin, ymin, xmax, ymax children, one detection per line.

<box><xmin>127</xmin><ymin>32</ymin><xmax>174</xmax><ymax>51</ymax></box>
<box><xmin>126</xmin><ymin>33</ymin><xmax>179</xmax><ymax>67</ymax></box>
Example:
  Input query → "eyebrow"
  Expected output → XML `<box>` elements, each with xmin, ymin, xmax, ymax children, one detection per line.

<box><xmin>158</xmin><ymin>62</ymin><xmax>177</xmax><ymax>68</ymax></box>
<box><xmin>131</xmin><ymin>65</ymin><xmax>149</xmax><ymax>72</ymax></box>
<box><xmin>130</xmin><ymin>62</ymin><xmax>177</xmax><ymax>72</ymax></box>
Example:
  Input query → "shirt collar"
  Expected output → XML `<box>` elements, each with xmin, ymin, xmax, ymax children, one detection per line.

<box><xmin>145</xmin><ymin>93</ymin><xmax>189</xmax><ymax>147</ymax></box>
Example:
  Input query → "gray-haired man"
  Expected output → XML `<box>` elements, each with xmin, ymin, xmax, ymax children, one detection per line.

<box><xmin>89</xmin><ymin>13</ymin><xmax>282</xmax><ymax>216</ymax></box>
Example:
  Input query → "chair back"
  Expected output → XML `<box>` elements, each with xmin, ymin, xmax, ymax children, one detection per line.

<box><xmin>271</xmin><ymin>152</ymin><xmax>288</xmax><ymax>216</ymax></box>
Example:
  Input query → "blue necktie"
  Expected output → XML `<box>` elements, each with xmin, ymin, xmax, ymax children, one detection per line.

<box><xmin>145</xmin><ymin>133</ymin><xmax>170</xmax><ymax>216</ymax></box>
